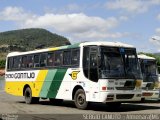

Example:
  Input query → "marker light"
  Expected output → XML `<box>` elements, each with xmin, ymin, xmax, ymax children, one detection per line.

<box><xmin>102</xmin><ymin>86</ymin><xmax>107</xmax><ymax>90</ymax></box>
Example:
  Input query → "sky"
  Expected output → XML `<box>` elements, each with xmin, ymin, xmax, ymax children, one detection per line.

<box><xmin>0</xmin><ymin>0</ymin><xmax>160</xmax><ymax>53</ymax></box>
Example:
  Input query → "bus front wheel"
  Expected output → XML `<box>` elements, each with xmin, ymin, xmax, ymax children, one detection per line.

<box><xmin>24</xmin><ymin>87</ymin><xmax>39</xmax><ymax>104</ymax></box>
<box><xmin>74</xmin><ymin>89</ymin><xmax>88</xmax><ymax>109</ymax></box>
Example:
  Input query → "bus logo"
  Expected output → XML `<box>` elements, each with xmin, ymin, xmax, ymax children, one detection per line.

<box><xmin>69</xmin><ymin>71</ymin><xmax>80</xmax><ymax>80</ymax></box>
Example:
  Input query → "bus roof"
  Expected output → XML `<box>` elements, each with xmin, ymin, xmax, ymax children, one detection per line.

<box><xmin>7</xmin><ymin>41</ymin><xmax>134</xmax><ymax>57</ymax></box>
<box><xmin>80</xmin><ymin>41</ymin><xmax>134</xmax><ymax>48</ymax></box>
<box><xmin>138</xmin><ymin>54</ymin><xmax>155</xmax><ymax>60</ymax></box>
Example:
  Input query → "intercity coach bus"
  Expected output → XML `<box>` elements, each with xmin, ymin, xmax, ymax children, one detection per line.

<box><xmin>5</xmin><ymin>41</ymin><xmax>142</xmax><ymax>109</ymax></box>
<box><xmin>138</xmin><ymin>54</ymin><xmax>159</xmax><ymax>101</ymax></box>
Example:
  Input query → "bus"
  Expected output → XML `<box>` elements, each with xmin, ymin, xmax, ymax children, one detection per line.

<box><xmin>138</xmin><ymin>54</ymin><xmax>159</xmax><ymax>101</ymax></box>
<box><xmin>5</xmin><ymin>41</ymin><xmax>142</xmax><ymax>109</ymax></box>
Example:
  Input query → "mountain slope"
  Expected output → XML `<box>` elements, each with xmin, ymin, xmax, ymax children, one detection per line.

<box><xmin>0</xmin><ymin>28</ymin><xmax>70</xmax><ymax>51</ymax></box>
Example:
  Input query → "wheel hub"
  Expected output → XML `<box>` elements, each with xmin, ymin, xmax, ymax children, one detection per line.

<box><xmin>77</xmin><ymin>94</ymin><xmax>85</xmax><ymax>105</ymax></box>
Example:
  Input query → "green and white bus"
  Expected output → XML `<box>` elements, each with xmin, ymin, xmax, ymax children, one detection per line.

<box><xmin>138</xmin><ymin>54</ymin><xmax>159</xmax><ymax>101</ymax></box>
<box><xmin>5</xmin><ymin>41</ymin><xmax>142</xmax><ymax>109</ymax></box>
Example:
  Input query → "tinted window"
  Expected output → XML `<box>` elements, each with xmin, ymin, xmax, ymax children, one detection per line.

<box><xmin>21</xmin><ymin>56</ymin><xmax>27</xmax><ymax>68</ymax></box>
<box><xmin>47</xmin><ymin>52</ymin><xmax>54</xmax><ymax>66</ymax></box>
<box><xmin>63</xmin><ymin>50</ymin><xmax>71</xmax><ymax>65</ymax></box>
<box><xmin>7</xmin><ymin>57</ymin><xmax>13</xmax><ymax>70</ymax></box>
<box><xmin>55</xmin><ymin>51</ymin><xmax>63</xmax><ymax>66</ymax></box>
<box><xmin>100</xmin><ymin>47</ymin><xmax>125</xmax><ymax>78</ymax></box>
<box><xmin>13</xmin><ymin>56</ymin><xmax>21</xmax><ymax>69</ymax></box>
<box><xmin>40</xmin><ymin>53</ymin><xmax>47</xmax><ymax>67</ymax></box>
<box><xmin>83</xmin><ymin>47</ymin><xmax>90</xmax><ymax>78</ymax></box>
<box><xmin>34</xmin><ymin>54</ymin><xmax>40</xmax><ymax>68</ymax></box>
<box><xmin>72</xmin><ymin>49</ymin><xmax>80</xmax><ymax>65</ymax></box>
<box><xmin>27</xmin><ymin>55</ymin><xmax>34</xmax><ymax>68</ymax></box>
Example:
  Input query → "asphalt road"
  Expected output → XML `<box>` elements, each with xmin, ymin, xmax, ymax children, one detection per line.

<box><xmin>0</xmin><ymin>80</ymin><xmax>160</xmax><ymax>120</ymax></box>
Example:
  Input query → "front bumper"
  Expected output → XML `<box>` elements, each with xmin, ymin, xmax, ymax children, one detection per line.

<box><xmin>99</xmin><ymin>90</ymin><xmax>142</xmax><ymax>103</ymax></box>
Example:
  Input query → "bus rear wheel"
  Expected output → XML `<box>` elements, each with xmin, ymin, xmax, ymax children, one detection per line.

<box><xmin>74</xmin><ymin>89</ymin><xmax>88</xmax><ymax>109</ymax></box>
<box><xmin>24</xmin><ymin>87</ymin><xmax>39</xmax><ymax>104</ymax></box>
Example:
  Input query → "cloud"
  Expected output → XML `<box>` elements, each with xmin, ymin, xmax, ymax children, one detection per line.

<box><xmin>73</xmin><ymin>31</ymin><xmax>130</xmax><ymax>39</ymax></box>
<box><xmin>156</xmin><ymin>28</ymin><xmax>160</xmax><ymax>35</ymax></box>
<box><xmin>105</xmin><ymin>0</ymin><xmax>160</xmax><ymax>14</ymax></box>
<box><xmin>23</xmin><ymin>13</ymin><xmax>119</xmax><ymax>33</ymax></box>
<box><xmin>66</xmin><ymin>4</ymin><xmax>81</xmax><ymax>11</ymax></box>
<box><xmin>0</xmin><ymin>7</ymin><xmax>119</xmax><ymax>32</ymax></box>
<box><xmin>157</xmin><ymin>14</ymin><xmax>160</xmax><ymax>20</ymax></box>
<box><xmin>0</xmin><ymin>6</ymin><xmax>35</xmax><ymax>21</ymax></box>
<box><xmin>119</xmin><ymin>16</ymin><xmax>128</xmax><ymax>21</ymax></box>
<box><xmin>0</xmin><ymin>6</ymin><xmax>131</xmax><ymax>42</ymax></box>
<box><xmin>44</xmin><ymin>3</ymin><xmax>83</xmax><ymax>14</ymax></box>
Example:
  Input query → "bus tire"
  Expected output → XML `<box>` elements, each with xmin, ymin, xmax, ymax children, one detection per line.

<box><xmin>24</xmin><ymin>87</ymin><xmax>39</xmax><ymax>104</ymax></box>
<box><xmin>49</xmin><ymin>98</ymin><xmax>63</xmax><ymax>105</ymax></box>
<box><xmin>74</xmin><ymin>89</ymin><xmax>88</xmax><ymax>109</ymax></box>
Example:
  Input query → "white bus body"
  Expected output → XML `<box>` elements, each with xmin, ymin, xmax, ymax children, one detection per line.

<box><xmin>5</xmin><ymin>41</ymin><xmax>143</xmax><ymax>109</ymax></box>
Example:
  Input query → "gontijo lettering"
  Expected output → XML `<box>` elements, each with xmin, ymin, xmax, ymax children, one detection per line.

<box><xmin>5</xmin><ymin>72</ymin><xmax>35</xmax><ymax>79</ymax></box>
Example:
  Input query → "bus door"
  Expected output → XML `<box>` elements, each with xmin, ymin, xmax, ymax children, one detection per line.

<box><xmin>83</xmin><ymin>46</ymin><xmax>99</xmax><ymax>101</ymax></box>
<box><xmin>89</xmin><ymin>46</ymin><xmax>99</xmax><ymax>81</ymax></box>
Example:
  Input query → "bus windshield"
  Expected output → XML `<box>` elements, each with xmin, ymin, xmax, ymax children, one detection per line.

<box><xmin>100</xmin><ymin>47</ymin><xmax>142</xmax><ymax>79</ymax></box>
<box><xmin>140</xmin><ymin>60</ymin><xmax>158</xmax><ymax>82</ymax></box>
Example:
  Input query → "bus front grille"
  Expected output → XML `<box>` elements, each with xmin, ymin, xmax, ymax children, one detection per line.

<box><xmin>116</xmin><ymin>94</ymin><xmax>134</xmax><ymax>99</ymax></box>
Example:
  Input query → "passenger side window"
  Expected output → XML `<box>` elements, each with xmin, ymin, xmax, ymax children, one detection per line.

<box><xmin>13</xmin><ymin>56</ymin><xmax>21</xmax><ymax>69</ymax></box>
<box><xmin>55</xmin><ymin>51</ymin><xmax>63</xmax><ymax>66</ymax></box>
<box><xmin>21</xmin><ymin>56</ymin><xmax>27</xmax><ymax>68</ymax></box>
<box><xmin>34</xmin><ymin>54</ymin><xmax>40</xmax><ymax>68</ymax></box>
<box><xmin>27</xmin><ymin>55</ymin><xmax>34</xmax><ymax>68</ymax></box>
<box><xmin>7</xmin><ymin>57</ymin><xmax>13</xmax><ymax>70</ymax></box>
<box><xmin>63</xmin><ymin>50</ymin><xmax>71</xmax><ymax>66</ymax></box>
<box><xmin>47</xmin><ymin>52</ymin><xmax>54</xmax><ymax>67</ymax></box>
<box><xmin>40</xmin><ymin>53</ymin><xmax>47</xmax><ymax>67</ymax></box>
<box><xmin>71</xmin><ymin>49</ymin><xmax>80</xmax><ymax>66</ymax></box>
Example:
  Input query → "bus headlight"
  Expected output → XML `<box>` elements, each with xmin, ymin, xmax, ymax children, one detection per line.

<box><xmin>136</xmin><ymin>80</ymin><xmax>142</xmax><ymax>88</ymax></box>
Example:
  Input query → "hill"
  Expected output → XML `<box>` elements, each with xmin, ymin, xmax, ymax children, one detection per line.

<box><xmin>0</xmin><ymin>28</ymin><xmax>70</xmax><ymax>51</ymax></box>
<box><xmin>0</xmin><ymin>28</ymin><xmax>71</xmax><ymax>68</ymax></box>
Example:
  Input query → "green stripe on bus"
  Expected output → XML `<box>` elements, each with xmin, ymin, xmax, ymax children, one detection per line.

<box><xmin>58</xmin><ymin>43</ymin><xmax>80</xmax><ymax>50</ymax></box>
<box><xmin>46</xmin><ymin>68</ymin><xmax>67</xmax><ymax>98</ymax></box>
<box><xmin>67</xmin><ymin>43</ymin><xmax>80</xmax><ymax>49</ymax></box>
<box><xmin>39</xmin><ymin>69</ymin><xmax>57</xmax><ymax>98</ymax></box>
